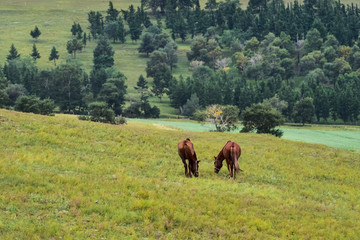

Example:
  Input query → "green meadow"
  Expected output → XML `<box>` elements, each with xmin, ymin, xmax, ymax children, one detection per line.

<box><xmin>1</xmin><ymin>109</ymin><xmax>360</xmax><ymax>239</ymax></box>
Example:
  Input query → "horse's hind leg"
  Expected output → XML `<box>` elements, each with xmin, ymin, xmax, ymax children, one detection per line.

<box><xmin>233</xmin><ymin>164</ymin><xmax>236</xmax><ymax>180</ymax></box>
<box><xmin>227</xmin><ymin>163</ymin><xmax>233</xmax><ymax>178</ymax></box>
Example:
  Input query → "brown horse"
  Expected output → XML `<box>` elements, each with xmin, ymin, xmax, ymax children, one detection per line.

<box><xmin>178</xmin><ymin>138</ymin><xmax>200</xmax><ymax>177</ymax></box>
<box><xmin>214</xmin><ymin>141</ymin><xmax>242</xmax><ymax>179</ymax></box>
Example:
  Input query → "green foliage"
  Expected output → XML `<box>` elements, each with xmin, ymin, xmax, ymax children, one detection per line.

<box><xmin>49</xmin><ymin>46</ymin><xmax>59</xmax><ymax>66</ymax></box>
<box><xmin>104</xmin><ymin>19</ymin><xmax>126</xmax><ymax>43</ymax></box>
<box><xmin>5</xmin><ymin>84</ymin><xmax>27</xmax><ymax>104</ymax></box>
<box><xmin>52</xmin><ymin>63</ymin><xmax>87</xmax><ymax>112</ymax></box>
<box><xmin>89</xmin><ymin>101</ymin><xmax>115</xmax><ymax>123</ymax></box>
<box><xmin>183</xmin><ymin>93</ymin><xmax>200</xmax><ymax>117</ymax></box>
<box><xmin>98</xmin><ymin>76</ymin><xmax>127</xmax><ymax>115</ymax></box>
<box><xmin>138</xmin><ymin>33</ymin><xmax>155</xmax><ymax>57</ymax></box>
<box><xmin>30</xmin><ymin>25</ymin><xmax>41</xmax><ymax>41</ymax></box>
<box><xmin>30</xmin><ymin>44</ymin><xmax>41</xmax><ymax>61</ymax></box>
<box><xmin>0</xmin><ymin>89</ymin><xmax>9</xmax><ymax>107</ymax></box>
<box><xmin>7</xmin><ymin>44</ymin><xmax>20</xmax><ymax>61</ymax></box>
<box><xmin>293</xmin><ymin>97</ymin><xmax>316</xmax><ymax>125</ymax></box>
<box><xmin>241</xmin><ymin>103</ymin><xmax>284</xmax><ymax>137</ymax></box>
<box><xmin>14</xmin><ymin>95</ymin><xmax>54</xmax><ymax>115</ymax></box>
<box><xmin>66</xmin><ymin>39</ymin><xmax>83</xmax><ymax>58</ymax></box>
<box><xmin>93</xmin><ymin>36</ymin><xmax>114</xmax><ymax>69</ymax></box>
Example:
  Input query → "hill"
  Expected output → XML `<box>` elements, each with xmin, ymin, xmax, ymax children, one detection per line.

<box><xmin>1</xmin><ymin>109</ymin><xmax>360</xmax><ymax>239</ymax></box>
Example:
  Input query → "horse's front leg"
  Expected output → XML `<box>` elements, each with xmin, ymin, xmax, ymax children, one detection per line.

<box><xmin>188</xmin><ymin>161</ymin><xmax>192</xmax><ymax>178</ymax></box>
<box><xmin>182</xmin><ymin>158</ymin><xmax>189</xmax><ymax>177</ymax></box>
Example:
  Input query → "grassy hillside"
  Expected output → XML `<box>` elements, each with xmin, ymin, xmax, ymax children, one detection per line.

<box><xmin>1</xmin><ymin>109</ymin><xmax>360</xmax><ymax>239</ymax></box>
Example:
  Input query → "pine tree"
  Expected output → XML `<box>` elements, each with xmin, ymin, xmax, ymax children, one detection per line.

<box><xmin>106</xmin><ymin>1</ymin><xmax>119</xmax><ymax>22</ymax></box>
<box><xmin>7</xmin><ymin>44</ymin><xmax>20</xmax><ymax>61</ymax></box>
<box><xmin>30</xmin><ymin>26</ymin><xmax>41</xmax><ymax>41</ymax></box>
<box><xmin>83</xmin><ymin>32</ymin><xmax>87</xmax><ymax>47</ymax></box>
<box><xmin>71</xmin><ymin>22</ymin><xmax>78</xmax><ymax>36</ymax></box>
<box><xmin>49</xmin><ymin>46</ymin><xmax>59</xmax><ymax>66</ymax></box>
<box><xmin>30</xmin><ymin>44</ymin><xmax>41</xmax><ymax>61</ymax></box>
<box><xmin>93</xmin><ymin>36</ymin><xmax>114</xmax><ymax>69</ymax></box>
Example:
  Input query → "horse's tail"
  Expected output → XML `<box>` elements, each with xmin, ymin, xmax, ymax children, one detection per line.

<box><xmin>231</xmin><ymin>142</ymin><xmax>240</xmax><ymax>173</ymax></box>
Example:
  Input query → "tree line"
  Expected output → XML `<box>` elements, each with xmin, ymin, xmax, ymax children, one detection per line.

<box><xmin>1</xmin><ymin>0</ymin><xmax>360</xmax><ymax>130</ymax></box>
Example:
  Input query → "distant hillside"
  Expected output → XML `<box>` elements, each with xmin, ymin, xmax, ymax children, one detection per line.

<box><xmin>1</xmin><ymin>109</ymin><xmax>359</xmax><ymax>239</ymax></box>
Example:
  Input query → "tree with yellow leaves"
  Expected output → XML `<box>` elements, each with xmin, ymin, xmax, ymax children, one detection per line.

<box><xmin>206</xmin><ymin>104</ymin><xmax>239</xmax><ymax>132</ymax></box>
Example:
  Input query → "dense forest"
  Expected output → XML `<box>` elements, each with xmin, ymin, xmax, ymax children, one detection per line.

<box><xmin>0</xmin><ymin>0</ymin><xmax>360</xmax><ymax>126</ymax></box>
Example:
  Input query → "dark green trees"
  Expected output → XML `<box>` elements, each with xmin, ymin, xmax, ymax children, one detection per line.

<box><xmin>241</xmin><ymin>103</ymin><xmax>284</xmax><ymax>137</ymax></box>
<box><xmin>7</xmin><ymin>44</ymin><xmax>20</xmax><ymax>61</ymax></box>
<box><xmin>66</xmin><ymin>39</ymin><xmax>83</xmax><ymax>58</ymax></box>
<box><xmin>30</xmin><ymin>44</ymin><xmax>41</xmax><ymax>61</ymax></box>
<box><xmin>293</xmin><ymin>97</ymin><xmax>315</xmax><ymax>125</ymax></box>
<box><xmin>98</xmin><ymin>72</ymin><xmax>127</xmax><ymax>115</ymax></box>
<box><xmin>104</xmin><ymin>15</ymin><xmax>126</xmax><ymax>43</ymax></box>
<box><xmin>30</xmin><ymin>26</ymin><xmax>41</xmax><ymax>41</ymax></box>
<box><xmin>93</xmin><ymin>37</ymin><xmax>114</xmax><ymax>69</ymax></box>
<box><xmin>49</xmin><ymin>46</ymin><xmax>59</xmax><ymax>66</ymax></box>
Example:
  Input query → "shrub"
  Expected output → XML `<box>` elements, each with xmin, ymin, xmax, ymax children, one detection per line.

<box><xmin>193</xmin><ymin>109</ymin><xmax>207</xmax><ymax>122</ymax></box>
<box><xmin>115</xmin><ymin>115</ymin><xmax>127</xmax><ymax>125</ymax></box>
<box><xmin>78</xmin><ymin>115</ymin><xmax>91</xmax><ymax>121</ymax></box>
<box><xmin>0</xmin><ymin>89</ymin><xmax>9</xmax><ymax>107</ymax></box>
<box><xmin>241</xmin><ymin>103</ymin><xmax>284</xmax><ymax>137</ymax></box>
<box><xmin>14</xmin><ymin>95</ymin><xmax>55</xmax><ymax>115</ymax></box>
<box><xmin>89</xmin><ymin>101</ymin><xmax>115</xmax><ymax>123</ymax></box>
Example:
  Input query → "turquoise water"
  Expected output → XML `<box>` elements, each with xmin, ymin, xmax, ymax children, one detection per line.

<box><xmin>128</xmin><ymin>119</ymin><xmax>360</xmax><ymax>151</ymax></box>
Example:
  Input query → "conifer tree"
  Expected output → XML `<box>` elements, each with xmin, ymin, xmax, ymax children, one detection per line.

<box><xmin>7</xmin><ymin>44</ymin><xmax>20</xmax><ymax>61</ymax></box>
<box><xmin>30</xmin><ymin>26</ymin><xmax>41</xmax><ymax>41</ymax></box>
<box><xmin>30</xmin><ymin>44</ymin><xmax>41</xmax><ymax>61</ymax></box>
<box><xmin>93</xmin><ymin>36</ymin><xmax>114</xmax><ymax>69</ymax></box>
<box><xmin>106</xmin><ymin>1</ymin><xmax>119</xmax><ymax>22</ymax></box>
<box><xmin>83</xmin><ymin>32</ymin><xmax>87</xmax><ymax>47</ymax></box>
<box><xmin>49</xmin><ymin>46</ymin><xmax>59</xmax><ymax>66</ymax></box>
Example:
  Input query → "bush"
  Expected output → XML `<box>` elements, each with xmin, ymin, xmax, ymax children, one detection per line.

<box><xmin>115</xmin><ymin>115</ymin><xmax>127</xmax><ymax>125</ymax></box>
<box><xmin>241</xmin><ymin>103</ymin><xmax>284</xmax><ymax>137</ymax></box>
<box><xmin>78</xmin><ymin>115</ymin><xmax>91</xmax><ymax>121</ymax></box>
<box><xmin>89</xmin><ymin>101</ymin><xmax>115</xmax><ymax>123</ymax></box>
<box><xmin>6</xmin><ymin>84</ymin><xmax>27</xmax><ymax>105</ymax></box>
<box><xmin>14</xmin><ymin>95</ymin><xmax>55</xmax><ymax>115</ymax></box>
<box><xmin>193</xmin><ymin>109</ymin><xmax>207</xmax><ymax>122</ymax></box>
<box><xmin>123</xmin><ymin>102</ymin><xmax>160</xmax><ymax>118</ymax></box>
<box><xmin>0</xmin><ymin>89</ymin><xmax>9</xmax><ymax>107</ymax></box>
<box><xmin>123</xmin><ymin>102</ymin><xmax>142</xmax><ymax>118</ymax></box>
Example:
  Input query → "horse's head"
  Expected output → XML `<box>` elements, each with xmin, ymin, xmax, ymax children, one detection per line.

<box><xmin>214</xmin><ymin>156</ymin><xmax>222</xmax><ymax>173</ymax></box>
<box><xmin>191</xmin><ymin>160</ymin><xmax>200</xmax><ymax>177</ymax></box>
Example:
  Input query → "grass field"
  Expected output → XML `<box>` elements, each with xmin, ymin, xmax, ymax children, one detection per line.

<box><xmin>1</xmin><ymin>109</ymin><xmax>360</xmax><ymax>239</ymax></box>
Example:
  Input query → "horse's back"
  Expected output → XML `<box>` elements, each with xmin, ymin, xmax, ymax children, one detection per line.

<box><xmin>178</xmin><ymin>138</ymin><xmax>194</xmax><ymax>159</ymax></box>
<box><xmin>224</xmin><ymin>141</ymin><xmax>241</xmax><ymax>158</ymax></box>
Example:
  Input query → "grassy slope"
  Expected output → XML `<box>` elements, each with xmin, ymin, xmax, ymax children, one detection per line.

<box><xmin>1</xmin><ymin>109</ymin><xmax>360</xmax><ymax>239</ymax></box>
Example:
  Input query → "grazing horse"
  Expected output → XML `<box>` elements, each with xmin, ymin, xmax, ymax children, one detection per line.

<box><xmin>214</xmin><ymin>141</ymin><xmax>242</xmax><ymax>179</ymax></box>
<box><xmin>178</xmin><ymin>138</ymin><xmax>200</xmax><ymax>177</ymax></box>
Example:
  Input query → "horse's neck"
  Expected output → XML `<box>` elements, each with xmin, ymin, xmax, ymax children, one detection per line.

<box><xmin>216</xmin><ymin>150</ymin><xmax>225</xmax><ymax>162</ymax></box>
